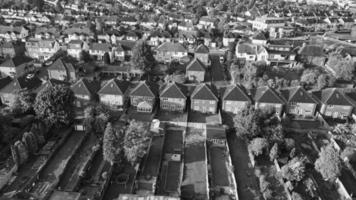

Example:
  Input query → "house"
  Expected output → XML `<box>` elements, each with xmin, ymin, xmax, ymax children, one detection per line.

<box><xmin>186</xmin><ymin>58</ymin><xmax>206</xmax><ymax>83</ymax></box>
<box><xmin>71</xmin><ymin>78</ymin><xmax>101</xmax><ymax>108</ymax></box>
<box><xmin>235</xmin><ymin>42</ymin><xmax>269</xmax><ymax>63</ymax></box>
<box><xmin>0</xmin><ymin>76</ymin><xmax>12</xmax><ymax>105</ymax></box>
<box><xmin>0</xmin><ymin>56</ymin><xmax>33</xmax><ymax>78</ymax></box>
<box><xmin>63</xmin><ymin>27</ymin><xmax>94</xmax><ymax>42</ymax></box>
<box><xmin>0</xmin><ymin>25</ymin><xmax>29</xmax><ymax>41</ymax></box>
<box><xmin>191</xmin><ymin>83</ymin><xmax>219</xmax><ymax>114</ymax></box>
<box><xmin>252</xmin><ymin>16</ymin><xmax>291</xmax><ymax>30</ymax></box>
<box><xmin>125</xmin><ymin>31</ymin><xmax>139</xmax><ymax>41</ymax></box>
<box><xmin>98</xmin><ymin>79</ymin><xmax>130</xmax><ymax>110</ymax></box>
<box><xmin>148</xmin><ymin>31</ymin><xmax>172</xmax><ymax>46</ymax></box>
<box><xmin>0</xmin><ymin>75</ymin><xmax>42</xmax><ymax>106</ymax></box>
<box><xmin>251</xmin><ymin>32</ymin><xmax>267</xmax><ymax>46</ymax></box>
<box><xmin>222</xmin><ymin>32</ymin><xmax>237</xmax><ymax>47</ymax></box>
<box><xmin>129</xmin><ymin>81</ymin><xmax>158</xmax><ymax>113</ymax></box>
<box><xmin>221</xmin><ymin>85</ymin><xmax>251</xmax><ymax>114</ymax></box>
<box><xmin>89</xmin><ymin>43</ymin><xmax>113</xmax><ymax>61</ymax></box>
<box><xmin>159</xmin><ymin>82</ymin><xmax>187</xmax><ymax>112</ymax></box>
<box><xmin>298</xmin><ymin>44</ymin><xmax>326</xmax><ymax>66</ymax></box>
<box><xmin>198</xmin><ymin>17</ymin><xmax>216</xmax><ymax>29</ymax></box>
<box><xmin>47</xmin><ymin>58</ymin><xmax>76</xmax><ymax>82</ymax></box>
<box><xmin>26</xmin><ymin>39</ymin><xmax>60</xmax><ymax>61</ymax></box>
<box><xmin>117</xmin><ymin>40</ymin><xmax>136</xmax><ymax>59</ymax></box>
<box><xmin>253</xmin><ymin>86</ymin><xmax>286</xmax><ymax>116</ymax></box>
<box><xmin>155</xmin><ymin>42</ymin><xmax>188</xmax><ymax>63</ymax></box>
<box><xmin>67</xmin><ymin>40</ymin><xmax>89</xmax><ymax>59</ymax></box>
<box><xmin>313</xmin><ymin>88</ymin><xmax>353</xmax><ymax>119</ymax></box>
<box><xmin>114</xmin><ymin>45</ymin><xmax>125</xmax><ymax>61</ymax></box>
<box><xmin>280</xmin><ymin>86</ymin><xmax>319</xmax><ymax>117</ymax></box>
<box><xmin>0</xmin><ymin>41</ymin><xmax>25</xmax><ymax>58</ymax></box>
<box><xmin>195</xmin><ymin>44</ymin><xmax>210</xmax><ymax>66</ymax></box>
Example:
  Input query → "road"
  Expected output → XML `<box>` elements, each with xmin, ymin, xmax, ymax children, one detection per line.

<box><xmin>28</xmin><ymin>131</ymin><xmax>86</xmax><ymax>199</ymax></box>
<box><xmin>57</xmin><ymin>133</ymin><xmax>99</xmax><ymax>191</ymax></box>
<box><xmin>227</xmin><ymin>133</ymin><xmax>262</xmax><ymax>200</ymax></box>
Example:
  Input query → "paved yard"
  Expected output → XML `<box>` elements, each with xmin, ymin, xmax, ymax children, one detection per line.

<box><xmin>227</xmin><ymin>134</ymin><xmax>262</xmax><ymax>200</ymax></box>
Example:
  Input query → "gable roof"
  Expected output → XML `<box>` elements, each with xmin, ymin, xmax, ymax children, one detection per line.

<box><xmin>48</xmin><ymin>58</ymin><xmax>67</xmax><ymax>71</ymax></box>
<box><xmin>222</xmin><ymin>85</ymin><xmax>251</xmax><ymax>102</ymax></box>
<box><xmin>71</xmin><ymin>78</ymin><xmax>100</xmax><ymax>96</ymax></box>
<box><xmin>280</xmin><ymin>86</ymin><xmax>319</xmax><ymax>104</ymax></box>
<box><xmin>0</xmin><ymin>75</ymin><xmax>42</xmax><ymax>94</ymax></box>
<box><xmin>130</xmin><ymin>81</ymin><xmax>158</xmax><ymax>98</ymax></box>
<box><xmin>156</xmin><ymin>42</ymin><xmax>187</xmax><ymax>53</ymax></box>
<box><xmin>191</xmin><ymin>83</ymin><xmax>218</xmax><ymax>101</ymax></box>
<box><xmin>252</xmin><ymin>32</ymin><xmax>267</xmax><ymax>40</ymax></box>
<box><xmin>186</xmin><ymin>58</ymin><xmax>205</xmax><ymax>72</ymax></box>
<box><xmin>160</xmin><ymin>82</ymin><xmax>187</xmax><ymax>99</ymax></box>
<box><xmin>0</xmin><ymin>56</ymin><xmax>32</xmax><ymax>68</ymax></box>
<box><xmin>253</xmin><ymin>86</ymin><xmax>286</xmax><ymax>104</ymax></box>
<box><xmin>298</xmin><ymin>45</ymin><xmax>325</xmax><ymax>57</ymax></box>
<box><xmin>313</xmin><ymin>88</ymin><xmax>353</xmax><ymax>106</ymax></box>
<box><xmin>98</xmin><ymin>79</ymin><xmax>130</xmax><ymax>96</ymax></box>
<box><xmin>90</xmin><ymin>43</ymin><xmax>112</xmax><ymax>52</ymax></box>
<box><xmin>195</xmin><ymin>44</ymin><xmax>209</xmax><ymax>54</ymax></box>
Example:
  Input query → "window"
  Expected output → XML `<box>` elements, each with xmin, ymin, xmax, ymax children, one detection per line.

<box><xmin>210</xmin><ymin>101</ymin><xmax>215</xmax><ymax>104</ymax></box>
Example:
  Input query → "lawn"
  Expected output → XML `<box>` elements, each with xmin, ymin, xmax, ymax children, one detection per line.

<box><xmin>182</xmin><ymin>142</ymin><xmax>208</xmax><ymax>199</ymax></box>
<box><xmin>156</xmin><ymin>110</ymin><xmax>188</xmax><ymax>123</ymax></box>
<box><xmin>163</xmin><ymin>129</ymin><xmax>183</xmax><ymax>154</ymax></box>
<box><xmin>209</xmin><ymin>146</ymin><xmax>229</xmax><ymax>187</ymax></box>
<box><xmin>140</xmin><ymin>136</ymin><xmax>164</xmax><ymax>178</ymax></box>
<box><xmin>188</xmin><ymin>111</ymin><xmax>221</xmax><ymax>124</ymax></box>
<box><xmin>165</xmin><ymin>161</ymin><xmax>182</xmax><ymax>193</ymax></box>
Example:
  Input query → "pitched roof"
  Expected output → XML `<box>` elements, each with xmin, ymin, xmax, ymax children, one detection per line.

<box><xmin>156</xmin><ymin>42</ymin><xmax>187</xmax><ymax>53</ymax></box>
<box><xmin>98</xmin><ymin>79</ymin><xmax>130</xmax><ymax>95</ymax></box>
<box><xmin>48</xmin><ymin>58</ymin><xmax>67</xmax><ymax>71</ymax></box>
<box><xmin>313</xmin><ymin>88</ymin><xmax>353</xmax><ymax>106</ymax></box>
<box><xmin>236</xmin><ymin>42</ymin><xmax>256</xmax><ymax>54</ymax></box>
<box><xmin>253</xmin><ymin>86</ymin><xmax>285</xmax><ymax>104</ymax></box>
<box><xmin>90</xmin><ymin>43</ymin><xmax>112</xmax><ymax>52</ymax></box>
<box><xmin>0</xmin><ymin>56</ymin><xmax>32</xmax><ymax>68</ymax></box>
<box><xmin>280</xmin><ymin>86</ymin><xmax>319</xmax><ymax>104</ymax></box>
<box><xmin>130</xmin><ymin>81</ymin><xmax>158</xmax><ymax>98</ymax></box>
<box><xmin>222</xmin><ymin>85</ymin><xmax>251</xmax><ymax>102</ymax></box>
<box><xmin>195</xmin><ymin>44</ymin><xmax>209</xmax><ymax>54</ymax></box>
<box><xmin>160</xmin><ymin>82</ymin><xmax>187</xmax><ymax>99</ymax></box>
<box><xmin>252</xmin><ymin>32</ymin><xmax>267</xmax><ymax>40</ymax></box>
<box><xmin>0</xmin><ymin>75</ymin><xmax>42</xmax><ymax>94</ymax></box>
<box><xmin>71</xmin><ymin>78</ymin><xmax>100</xmax><ymax>96</ymax></box>
<box><xmin>191</xmin><ymin>83</ymin><xmax>218</xmax><ymax>101</ymax></box>
<box><xmin>0</xmin><ymin>76</ymin><xmax>12</xmax><ymax>90</ymax></box>
<box><xmin>186</xmin><ymin>58</ymin><xmax>205</xmax><ymax>72</ymax></box>
<box><xmin>298</xmin><ymin>45</ymin><xmax>325</xmax><ymax>57</ymax></box>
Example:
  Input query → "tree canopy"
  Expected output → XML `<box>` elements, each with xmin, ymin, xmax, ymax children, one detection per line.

<box><xmin>326</xmin><ymin>52</ymin><xmax>355</xmax><ymax>81</ymax></box>
<box><xmin>34</xmin><ymin>85</ymin><xmax>74</xmax><ymax>128</ymax></box>
<box><xmin>103</xmin><ymin>123</ymin><xmax>123</xmax><ymax>165</ymax></box>
<box><xmin>315</xmin><ymin>144</ymin><xmax>342</xmax><ymax>181</ymax></box>
<box><xmin>281</xmin><ymin>156</ymin><xmax>307</xmax><ymax>183</ymax></box>
<box><xmin>124</xmin><ymin>120</ymin><xmax>152</xmax><ymax>166</ymax></box>
<box><xmin>131</xmin><ymin>39</ymin><xmax>156</xmax><ymax>72</ymax></box>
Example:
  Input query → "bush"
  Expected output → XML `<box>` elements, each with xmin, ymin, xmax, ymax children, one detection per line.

<box><xmin>249</xmin><ymin>137</ymin><xmax>269</xmax><ymax>157</ymax></box>
<box><xmin>269</xmin><ymin>143</ymin><xmax>279</xmax><ymax>161</ymax></box>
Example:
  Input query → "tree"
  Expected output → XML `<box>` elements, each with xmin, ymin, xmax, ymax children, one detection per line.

<box><xmin>315</xmin><ymin>144</ymin><xmax>342</xmax><ymax>181</ymax></box>
<box><xmin>124</xmin><ymin>120</ymin><xmax>152</xmax><ymax>166</ymax></box>
<box><xmin>291</xmin><ymin>192</ymin><xmax>303</xmax><ymax>200</ymax></box>
<box><xmin>22</xmin><ymin>132</ymin><xmax>38</xmax><ymax>154</ymax></box>
<box><xmin>249</xmin><ymin>137</ymin><xmax>269</xmax><ymax>157</ymax></box>
<box><xmin>326</xmin><ymin>52</ymin><xmax>355</xmax><ymax>81</ymax></box>
<box><xmin>281</xmin><ymin>156</ymin><xmax>307</xmax><ymax>183</ymax></box>
<box><xmin>103</xmin><ymin>123</ymin><xmax>116</xmax><ymax>165</ymax></box>
<box><xmin>83</xmin><ymin>105</ymin><xmax>110</xmax><ymax>134</ymax></box>
<box><xmin>34</xmin><ymin>85</ymin><xmax>74</xmax><ymax>128</ymax></box>
<box><xmin>233</xmin><ymin>106</ymin><xmax>262</xmax><ymax>139</ymax></box>
<box><xmin>131</xmin><ymin>39</ymin><xmax>156</xmax><ymax>72</ymax></box>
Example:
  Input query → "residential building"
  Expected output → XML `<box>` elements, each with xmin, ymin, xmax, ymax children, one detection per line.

<box><xmin>0</xmin><ymin>57</ymin><xmax>32</xmax><ymax>78</ymax></box>
<box><xmin>130</xmin><ymin>81</ymin><xmax>158</xmax><ymax>113</ymax></box>
<box><xmin>186</xmin><ymin>58</ymin><xmax>206</xmax><ymax>83</ymax></box>
<box><xmin>313</xmin><ymin>88</ymin><xmax>354</xmax><ymax>119</ymax></box>
<box><xmin>159</xmin><ymin>82</ymin><xmax>187</xmax><ymax>112</ymax></box>
<box><xmin>67</xmin><ymin>40</ymin><xmax>89</xmax><ymax>59</ymax></box>
<box><xmin>97</xmin><ymin>79</ymin><xmax>130</xmax><ymax>110</ymax></box>
<box><xmin>280</xmin><ymin>86</ymin><xmax>319</xmax><ymax>117</ymax></box>
<box><xmin>0</xmin><ymin>75</ymin><xmax>42</xmax><ymax>106</ymax></box>
<box><xmin>221</xmin><ymin>85</ymin><xmax>251</xmax><ymax>114</ymax></box>
<box><xmin>71</xmin><ymin>78</ymin><xmax>101</xmax><ymax>108</ymax></box>
<box><xmin>47</xmin><ymin>58</ymin><xmax>76</xmax><ymax>82</ymax></box>
<box><xmin>89</xmin><ymin>43</ymin><xmax>113</xmax><ymax>61</ymax></box>
<box><xmin>0</xmin><ymin>41</ymin><xmax>25</xmax><ymax>58</ymax></box>
<box><xmin>194</xmin><ymin>44</ymin><xmax>210</xmax><ymax>66</ymax></box>
<box><xmin>191</xmin><ymin>83</ymin><xmax>219</xmax><ymax>114</ymax></box>
<box><xmin>155</xmin><ymin>42</ymin><xmax>188</xmax><ymax>63</ymax></box>
<box><xmin>252</xmin><ymin>16</ymin><xmax>291</xmax><ymax>30</ymax></box>
<box><xmin>253</xmin><ymin>86</ymin><xmax>286</xmax><ymax>116</ymax></box>
<box><xmin>26</xmin><ymin>39</ymin><xmax>60</xmax><ymax>61</ymax></box>
<box><xmin>0</xmin><ymin>25</ymin><xmax>29</xmax><ymax>41</ymax></box>
<box><xmin>235</xmin><ymin>42</ymin><xmax>269</xmax><ymax>63</ymax></box>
